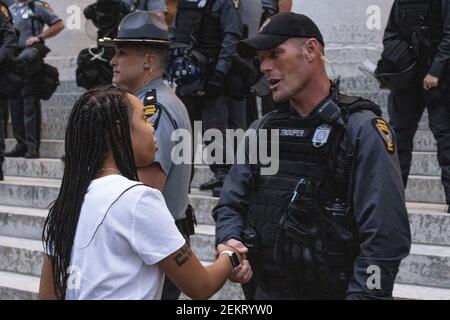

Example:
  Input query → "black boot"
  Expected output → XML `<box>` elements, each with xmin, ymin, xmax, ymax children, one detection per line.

<box><xmin>5</xmin><ymin>144</ymin><xmax>27</xmax><ymax>157</ymax></box>
<box><xmin>0</xmin><ymin>161</ymin><xmax>4</xmax><ymax>181</ymax></box>
<box><xmin>25</xmin><ymin>148</ymin><xmax>39</xmax><ymax>159</ymax></box>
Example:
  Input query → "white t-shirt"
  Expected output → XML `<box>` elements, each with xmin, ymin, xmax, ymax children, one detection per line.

<box><xmin>64</xmin><ymin>175</ymin><xmax>186</xmax><ymax>300</ymax></box>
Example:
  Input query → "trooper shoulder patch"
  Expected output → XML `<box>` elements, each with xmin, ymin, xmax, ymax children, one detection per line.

<box><xmin>37</xmin><ymin>1</ymin><xmax>53</xmax><ymax>12</ymax></box>
<box><xmin>0</xmin><ymin>4</ymin><xmax>10</xmax><ymax>20</ymax></box>
<box><xmin>144</xmin><ymin>90</ymin><xmax>162</xmax><ymax>130</ymax></box>
<box><xmin>232</xmin><ymin>0</ymin><xmax>240</xmax><ymax>9</ymax></box>
<box><xmin>372</xmin><ymin>118</ymin><xmax>395</xmax><ymax>154</ymax></box>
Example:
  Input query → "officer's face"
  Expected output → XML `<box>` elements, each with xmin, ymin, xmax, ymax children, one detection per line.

<box><xmin>111</xmin><ymin>45</ymin><xmax>148</xmax><ymax>93</ymax></box>
<box><xmin>257</xmin><ymin>38</ymin><xmax>316</xmax><ymax>103</ymax></box>
<box><xmin>127</xmin><ymin>93</ymin><xmax>157</xmax><ymax>167</ymax></box>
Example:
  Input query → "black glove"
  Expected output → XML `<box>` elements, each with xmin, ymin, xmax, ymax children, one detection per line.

<box><xmin>204</xmin><ymin>70</ymin><xmax>225</xmax><ymax>98</ymax></box>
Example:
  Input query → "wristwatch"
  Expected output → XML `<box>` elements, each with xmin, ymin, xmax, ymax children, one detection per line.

<box><xmin>219</xmin><ymin>250</ymin><xmax>240</xmax><ymax>271</ymax></box>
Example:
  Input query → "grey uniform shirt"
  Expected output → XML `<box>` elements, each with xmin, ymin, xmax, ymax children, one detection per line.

<box><xmin>213</xmin><ymin>102</ymin><xmax>411</xmax><ymax>299</ymax></box>
<box><xmin>136</xmin><ymin>77</ymin><xmax>192</xmax><ymax>221</ymax></box>
<box><xmin>9</xmin><ymin>1</ymin><xmax>61</xmax><ymax>49</ymax></box>
<box><xmin>238</xmin><ymin>0</ymin><xmax>262</xmax><ymax>37</ymax></box>
<box><xmin>123</xmin><ymin>0</ymin><xmax>167</xmax><ymax>12</ymax></box>
<box><xmin>383</xmin><ymin>0</ymin><xmax>450</xmax><ymax>78</ymax></box>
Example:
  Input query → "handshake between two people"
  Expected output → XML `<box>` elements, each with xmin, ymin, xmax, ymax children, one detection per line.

<box><xmin>216</xmin><ymin>239</ymin><xmax>253</xmax><ymax>284</ymax></box>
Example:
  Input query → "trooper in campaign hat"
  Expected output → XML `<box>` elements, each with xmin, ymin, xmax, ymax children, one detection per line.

<box><xmin>102</xmin><ymin>11</ymin><xmax>195</xmax><ymax>301</ymax></box>
<box><xmin>99</xmin><ymin>10</ymin><xmax>170</xmax><ymax>47</ymax></box>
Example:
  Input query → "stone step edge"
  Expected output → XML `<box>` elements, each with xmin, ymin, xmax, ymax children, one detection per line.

<box><xmin>0</xmin><ymin>270</ymin><xmax>39</xmax><ymax>294</ymax></box>
<box><xmin>393</xmin><ymin>283</ymin><xmax>450</xmax><ymax>300</ymax></box>
<box><xmin>0</xmin><ymin>269</ymin><xmax>449</xmax><ymax>300</ymax></box>
<box><xmin>2</xmin><ymin>230</ymin><xmax>450</xmax><ymax>262</ymax></box>
<box><xmin>0</xmin><ymin>200</ymin><xmax>447</xmax><ymax>220</ymax></box>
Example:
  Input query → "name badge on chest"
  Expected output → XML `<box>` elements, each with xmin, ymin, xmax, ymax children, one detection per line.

<box><xmin>312</xmin><ymin>124</ymin><xmax>332</xmax><ymax>147</ymax></box>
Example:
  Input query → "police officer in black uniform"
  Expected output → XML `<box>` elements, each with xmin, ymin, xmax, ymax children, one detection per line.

<box><xmin>170</xmin><ymin>0</ymin><xmax>246</xmax><ymax>197</ymax></box>
<box><xmin>0</xmin><ymin>0</ymin><xmax>18</xmax><ymax>179</ymax></box>
<box><xmin>214</xmin><ymin>13</ymin><xmax>412</xmax><ymax>300</ymax></box>
<box><xmin>5</xmin><ymin>0</ymin><xmax>64</xmax><ymax>159</ymax></box>
<box><xmin>383</xmin><ymin>0</ymin><xmax>450</xmax><ymax>212</ymax></box>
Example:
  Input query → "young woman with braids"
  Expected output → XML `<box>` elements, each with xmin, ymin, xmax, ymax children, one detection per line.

<box><xmin>38</xmin><ymin>87</ymin><xmax>252</xmax><ymax>300</ymax></box>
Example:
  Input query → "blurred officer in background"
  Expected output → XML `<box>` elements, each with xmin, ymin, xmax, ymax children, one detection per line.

<box><xmin>0</xmin><ymin>0</ymin><xmax>18</xmax><ymax>179</ymax></box>
<box><xmin>377</xmin><ymin>0</ymin><xmax>450</xmax><ymax>212</ymax></box>
<box><xmin>6</xmin><ymin>0</ymin><xmax>64</xmax><ymax>159</ymax></box>
<box><xmin>170</xmin><ymin>0</ymin><xmax>247</xmax><ymax>197</ymax></box>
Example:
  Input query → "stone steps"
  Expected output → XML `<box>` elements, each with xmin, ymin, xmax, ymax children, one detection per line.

<box><xmin>0</xmin><ymin>270</ymin><xmax>39</xmax><ymax>300</ymax></box>
<box><xmin>5</xmin><ymin>139</ymin><xmax>64</xmax><ymax>159</ymax></box>
<box><xmin>392</xmin><ymin>283</ymin><xmax>450</xmax><ymax>300</ymax></box>
<box><xmin>0</xmin><ymin>173</ymin><xmax>445</xmax><ymax>220</ymax></box>
<box><xmin>4</xmin><ymin>158</ymin><xmax>64</xmax><ymax>180</ymax></box>
<box><xmin>1</xmin><ymin>232</ymin><xmax>449</xmax><ymax>299</ymax></box>
<box><xmin>0</xmin><ymin>205</ymin><xmax>47</xmax><ymax>240</ymax></box>
<box><xmin>2</xmin><ymin>269</ymin><xmax>449</xmax><ymax>300</ymax></box>
<box><xmin>406</xmin><ymin>175</ymin><xmax>445</xmax><ymax>204</ymax></box>
<box><xmin>1</xmin><ymin>200</ymin><xmax>448</xmax><ymax>245</ymax></box>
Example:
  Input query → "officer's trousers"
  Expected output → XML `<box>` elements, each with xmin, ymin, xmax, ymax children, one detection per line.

<box><xmin>388</xmin><ymin>84</ymin><xmax>450</xmax><ymax>203</ymax></box>
<box><xmin>181</xmin><ymin>94</ymin><xmax>247</xmax><ymax>178</ymax></box>
<box><xmin>9</xmin><ymin>74</ymin><xmax>41</xmax><ymax>153</ymax></box>
<box><xmin>0</xmin><ymin>97</ymin><xmax>7</xmax><ymax>163</ymax></box>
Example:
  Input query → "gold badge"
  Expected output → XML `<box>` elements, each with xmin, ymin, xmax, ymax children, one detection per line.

<box><xmin>232</xmin><ymin>0</ymin><xmax>240</xmax><ymax>9</ymax></box>
<box><xmin>144</xmin><ymin>90</ymin><xmax>162</xmax><ymax>130</ymax></box>
<box><xmin>1</xmin><ymin>4</ymin><xmax>10</xmax><ymax>19</ymax></box>
<box><xmin>373</xmin><ymin>118</ymin><xmax>394</xmax><ymax>154</ymax></box>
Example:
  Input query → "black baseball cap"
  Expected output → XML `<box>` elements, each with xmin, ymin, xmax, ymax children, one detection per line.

<box><xmin>237</xmin><ymin>12</ymin><xmax>324</xmax><ymax>58</ymax></box>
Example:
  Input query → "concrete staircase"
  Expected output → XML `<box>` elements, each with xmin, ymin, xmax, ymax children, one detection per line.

<box><xmin>0</xmin><ymin>0</ymin><xmax>449</xmax><ymax>300</ymax></box>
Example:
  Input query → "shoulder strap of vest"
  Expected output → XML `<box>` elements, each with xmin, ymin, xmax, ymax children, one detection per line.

<box><xmin>255</xmin><ymin>103</ymin><xmax>291</xmax><ymax>130</ymax></box>
<box><xmin>337</xmin><ymin>94</ymin><xmax>382</xmax><ymax>121</ymax></box>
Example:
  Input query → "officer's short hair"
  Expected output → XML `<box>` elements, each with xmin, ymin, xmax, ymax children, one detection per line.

<box><xmin>137</xmin><ymin>45</ymin><xmax>169</xmax><ymax>71</ymax></box>
<box><xmin>294</xmin><ymin>38</ymin><xmax>325</xmax><ymax>55</ymax></box>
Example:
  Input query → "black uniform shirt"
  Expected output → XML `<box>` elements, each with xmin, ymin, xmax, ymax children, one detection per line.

<box><xmin>0</xmin><ymin>0</ymin><xmax>17</xmax><ymax>64</ymax></box>
<box><xmin>384</xmin><ymin>0</ymin><xmax>450</xmax><ymax>78</ymax></box>
<box><xmin>213</xmin><ymin>100</ymin><xmax>412</xmax><ymax>299</ymax></box>
<box><xmin>170</xmin><ymin>0</ymin><xmax>243</xmax><ymax>75</ymax></box>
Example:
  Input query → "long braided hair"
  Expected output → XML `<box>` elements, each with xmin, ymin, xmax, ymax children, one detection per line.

<box><xmin>42</xmin><ymin>86</ymin><xmax>139</xmax><ymax>299</ymax></box>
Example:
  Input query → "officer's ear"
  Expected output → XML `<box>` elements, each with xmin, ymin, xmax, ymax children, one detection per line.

<box><xmin>303</xmin><ymin>39</ymin><xmax>321</xmax><ymax>62</ymax></box>
<box><xmin>143</xmin><ymin>53</ymin><xmax>155</xmax><ymax>72</ymax></box>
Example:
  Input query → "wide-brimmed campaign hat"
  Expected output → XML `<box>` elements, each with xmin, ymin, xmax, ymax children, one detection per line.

<box><xmin>99</xmin><ymin>11</ymin><xmax>170</xmax><ymax>47</ymax></box>
<box><xmin>237</xmin><ymin>12</ymin><xmax>324</xmax><ymax>58</ymax></box>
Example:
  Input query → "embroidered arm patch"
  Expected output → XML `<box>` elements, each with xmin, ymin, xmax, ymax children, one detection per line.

<box><xmin>144</xmin><ymin>89</ymin><xmax>162</xmax><ymax>130</ymax></box>
<box><xmin>372</xmin><ymin>118</ymin><xmax>395</xmax><ymax>154</ymax></box>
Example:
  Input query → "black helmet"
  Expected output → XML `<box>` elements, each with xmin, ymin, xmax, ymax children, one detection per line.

<box><xmin>84</xmin><ymin>0</ymin><xmax>131</xmax><ymax>30</ymax></box>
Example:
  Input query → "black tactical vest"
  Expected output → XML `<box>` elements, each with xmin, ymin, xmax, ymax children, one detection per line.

<box><xmin>247</xmin><ymin>93</ymin><xmax>381</xmax><ymax>298</ymax></box>
<box><xmin>174</xmin><ymin>0</ymin><xmax>222</xmax><ymax>59</ymax></box>
<box><xmin>397</xmin><ymin>0</ymin><xmax>443</xmax><ymax>50</ymax></box>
